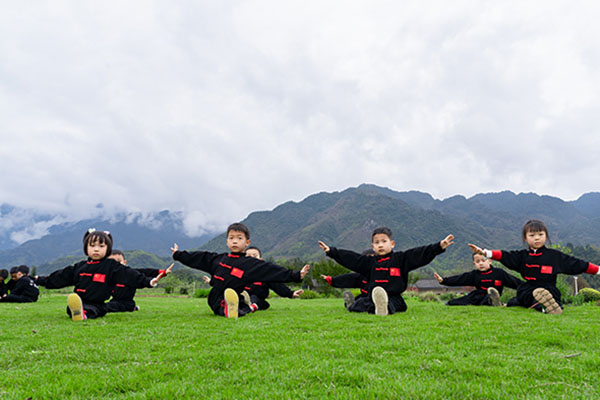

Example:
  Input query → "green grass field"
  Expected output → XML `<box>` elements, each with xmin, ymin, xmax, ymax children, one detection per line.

<box><xmin>1</xmin><ymin>294</ymin><xmax>598</xmax><ymax>399</ymax></box>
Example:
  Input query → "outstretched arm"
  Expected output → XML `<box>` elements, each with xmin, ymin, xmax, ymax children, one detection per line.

<box><xmin>300</xmin><ymin>264</ymin><xmax>310</xmax><ymax>279</ymax></box>
<box><xmin>433</xmin><ymin>272</ymin><xmax>444</xmax><ymax>283</ymax></box>
<box><xmin>292</xmin><ymin>289</ymin><xmax>304</xmax><ymax>298</ymax></box>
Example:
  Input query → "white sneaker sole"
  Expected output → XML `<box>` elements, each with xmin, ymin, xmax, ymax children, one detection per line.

<box><xmin>533</xmin><ymin>288</ymin><xmax>562</xmax><ymax>315</ymax></box>
<box><xmin>372</xmin><ymin>287</ymin><xmax>388</xmax><ymax>316</ymax></box>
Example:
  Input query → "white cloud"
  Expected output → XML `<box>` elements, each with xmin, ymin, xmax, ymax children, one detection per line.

<box><xmin>1</xmin><ymin>0</ymin><xmax>600</xmax><ymax>236</ymax></box>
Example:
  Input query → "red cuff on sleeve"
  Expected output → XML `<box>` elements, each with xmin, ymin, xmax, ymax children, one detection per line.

<box><xmin>324</xmin><ymin>276</ymin><xmax>332</xmax><ymax>285</ymax></box>
<box><xmin>586</xmin><ymin>263</ymin><xmax>599</xmax><ymax>275</ymax></box>
<box><xmin>491</xmin><ymin>250</ymin><xmax>502</xmax><ymax>260</ymax></box>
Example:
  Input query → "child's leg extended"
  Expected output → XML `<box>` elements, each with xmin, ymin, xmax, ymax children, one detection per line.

<box><xmin>533</xmin><ymin>287</ymin><xmax>562</xmax><ymax>315</ymax></box>
<box><xmin>518</xmin><ymin>285</ymin><xmax>562</xmax><ymax>314</ymax></box>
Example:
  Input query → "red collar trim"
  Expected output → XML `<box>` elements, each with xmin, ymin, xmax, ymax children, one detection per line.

<box><xmin>87</xmin><ymin>260</ymin><xmax>101</xmax><ymax>264</ymax></box>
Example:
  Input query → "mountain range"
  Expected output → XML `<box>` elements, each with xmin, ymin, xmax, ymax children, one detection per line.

<box><xmin>2</xmin><ymin>184</ymin><xmax>600</xmax><ymax>275</ymax></box>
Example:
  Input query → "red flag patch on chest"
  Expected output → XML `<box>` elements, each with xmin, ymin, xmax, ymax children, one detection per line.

<box><xmin>540</xmin><ymin>265</ymin><xmax>553</xmax><ymax>274</ymax></box>
<box><xmin>390</xmin><ymin>268</ymin><xmax>401</xmax><ymax>277</ymax></box>
<box><xmin>494</xmin><ymin>280</ymin><xmax>502</xmax><ymax>286</ymax></box>
<box><xmin>230</xmin><ymin>268</ymin><xmax>244</xmax><ymax>279</ymax></box>
<box><xmin>92</xmin><ymin>273</ymin><xmax>106</xmax><ymax>283</ymax></box>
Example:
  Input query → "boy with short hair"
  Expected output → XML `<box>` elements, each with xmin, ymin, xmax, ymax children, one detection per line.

<box><xmin>0</xmin><ymin>265</ymin><xmax>39</xmax><ymax>303</ymax></box>
<box><xmin>172</xmin><ymin>222</ymin><xmax>310</xmax><ymax>319</ymax></box>
<box><xmin>319</xmin><ymin>227</ymin><xmax>454</xmax><ymax>316</ymax></box>
<box><xmin>6</xmin><ymin>267</ymin><xmax>18</xmax><ymax>293</ymax></box>
<box><xmin>239</xmin><ymin>246</ymin><xmax>304</xmax><ymax>312</ymax></box>
<box><xmin>434</xmin><ymin>253</ymin><xmax>523</xmax><ymax>306</ymax></box>
<box><xmin>105</xmin><ymin>249</ymin><xmax>171</xmax><ymax>313</ymax></box>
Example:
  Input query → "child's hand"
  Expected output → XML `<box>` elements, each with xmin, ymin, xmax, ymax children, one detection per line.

<box><xmin>202</xmin><ymin>275</ymin><xmax>210</xmax><ymax>284</ymax></box>
<box><xmin>440</xmin><ymin>234</ymin><xmax>454</xmax><ymax>249</ymax></box>
<box><xmin>150</xmin><ymin>263</ymin><xmax>174</xmax><ymax>286</ymax></box>
<box><xmin>300</xmin><ymin>264</ymin><xmax>310</xmax><ymax>279</ymax></box>
<box><xmin>292</xmin><ymin>289</ymin><xmax>304</xmax><ymax>298</ymax></box>
<box><xmin>468</xmin><ymin>243</ymin><xmax>485</xmax><ymax>255</ymax></box>
<box><xmin>433</xmin><ymin>272</ymin><xmax>443</xmax><ymax>283</ymax></box>
<box><xmin>170</xmin><ymin>243</ymin><xmax>179</xmax><ymax>254</ymax></box>
<box><xmin>318</xmin><ymin>241</ymin><xmax>330</xmax><ymax>253</ymax></box>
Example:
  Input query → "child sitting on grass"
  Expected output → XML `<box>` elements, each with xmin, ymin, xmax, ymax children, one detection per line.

<box><xmin>434</xmin><ymin>253</ymin><xmax>523</xmax><ymax>306</ymax></box>
<box><xmin>35</xmin><ymin>229</ymin><xmax>168</xmax><ymax>321</ymax></box>
<box><xmin>321</xmin><ymin>249</ymin><xmax>373</xmax><ymax>309</ymax></box>
<box><xmin>469</xmin><ymin>219</ymin><xmax>600</xmax><ymax>314</ymax></box>
<box><xmin>105</xmin><ymin>249</ymin><xmax>173</xmax><ymax>313</ymax></box>
<box><xmin>0</xmin><ymin>265</ymin><xmax>39</xmax><ymax>303</ymax></box>
<box><xmin>0</xmin><ymin>269</ymin><xmax>8</xmax><ymax>298</ymax></box>
<box><xmin>172</xmin><ymin>223</ymin><xmax>309</xmax><ymax>319</ymax></box>
<box><xmin>318</xmin><ymin>227</ymin><xmax>454</xmax><ymax>316</ymax></box>
<box><xmin>238</xmin><ymin>246</ymin><xmax>304</xmax><ymax>312</ymax></box>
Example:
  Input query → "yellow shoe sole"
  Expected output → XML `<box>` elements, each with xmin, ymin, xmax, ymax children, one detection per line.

<box><xmin>67</xmin><ymin>293</ymin><xmax>84</xmax><ymax>321</ymax></box>
<box><xmin>224</xmin><ymin>289</ymin><xmax>239</xmax><ymax>319</ymax></box>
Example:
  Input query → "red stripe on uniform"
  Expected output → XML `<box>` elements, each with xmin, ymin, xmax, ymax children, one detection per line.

<box><xmin>76</xmin><ymin>289</ymin><xmax>86</xmax><ymax>292</ymax></box>
<box><xmin>491</xmin><ymin>250</ymin><xmax>502</xmax><ymax>260</ymax></box>
<box><xmin>219</xmin><ymin>262</ymin><xmax>232</xmax><ymax>269</ymax></box>
<box><xmin>375</xmin><ymin>267</ymin><xmax>389</xmax><ymax>271</ymax></box>
<box><xmin>524</xmin><ymin>277</ymin><xmax>537</xmax><ymax>281</ymax></box>
<box><xmin>528</xmin><ymin>252</ymin><xmax>542</xmax><ymax>256</ymax></box>
<box><xmin>378</xmin><ymin>257</ymin><xmax>390</xmax><ymax>263</ymax></box>
<box><xmin>227</xmin><ymin>254</ymin><xmax>240</xmax><ymax>258</ymax></box>
<box><xmin>213</xmin><ymin>275</ymin><xmax>224</xmax><ymax>281</ymax></box>
<box><xmin>375</xmin><ymin>280</ymin><xmax>389</xmax><ymax>283</ymax></box>
<box><xmin>80</xmin><ymin>273</ymin><xmax>93</xmax><ymax>276</ymax></box>
<box><xmin>481</xmin><ymin>270</ymin><xmax>492</xmax><ymax>275</ymax></box>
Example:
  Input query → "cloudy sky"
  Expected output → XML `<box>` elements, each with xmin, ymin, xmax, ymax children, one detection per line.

<box><xmin>1</xmin><ymin>1</ymin><xmax>600</xmax><ymax>236</ymax></box>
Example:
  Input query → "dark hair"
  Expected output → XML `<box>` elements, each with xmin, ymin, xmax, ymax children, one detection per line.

<box><xmin>10</xmin><ymin>266</ymin><xmax>18</xmax><ymax>274</ymax></box>
<box><xmin>83</xmin><ymin>229</ymin><xmax>113</xmax><ymax>258</ymax></box>
<box><xmin>472</xmin><ymin>252</ymin><xmax>489</xmax><ymax>261</ymax></box>
<box><xmin>17</xmin><ymin>265</ymin><xmax>29</xmax><ymax>275</ymax></box>
<box><xmin>522</xmin><ymin>219</ymin><xmax>550</xmax><ymax>243</ymax></box>
<box><xmin>226</xmin><ymin>223</ymin><xmax>250</xmax><ymax>240</ymax></box>
<box><xmin>0</xmin><ymin>269</ymin><xmax>8</xmax><ymax>280</ymax></box>
<box><xmin>372</xmin><ymin>227</ymin><xmax>393</xmax><ymax>240</ymax></box>
<box><xmin>246</xmin><ymin>246</ymin><xmax>261</xmax><ymax>257</ymax></box>
<box><xmin>361</xmin><ymin>249</ymin><xmax>376</xmax><ymax>256</ymax></box>
<box><xmin>111</xmin><ymin>249</ymin><xmax>124</xmax><ymax>256</ymax></box>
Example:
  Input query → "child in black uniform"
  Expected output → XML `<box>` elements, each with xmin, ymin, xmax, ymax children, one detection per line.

<box><xmin>0</xmin><ymin>269</ymin><xmax>8</xmax><ymax>298</ymax></box>
<box><xmin>172</xmin><ymin>223</ymin><xmax>310</xmax><ymax>319</ymax></box>
<box><xmin>36</xmin><ymin>230</ymin><xmax>167</xmax><ymax>321</ymax></box>
<box><xmin>318</xmin><ymin>227</ymin><xmax>454</xmax><ymax>316</ymax></box>
<box><xmin>105</xmin><ymin>249</ymin><xmax>173</xmax><ymax>313</ymax></box>
<box><xmin>6</xmin><ymin>267</ymin><xmax>18</xmax><ymax>293</ymax></box>
<box><xmin>469</xmin><ymin>219</ymin><xmax>600</xmax><ymax>314</ymax></box>
<box><xmin>434</xmin><ymin>253</ymin><xmax>523</xmax><ymax>306</ymax></box>
<box><xmin>321</xmin><ymin>249</ymin><xmax>373</xmax><ymax>309</ymax></box>
<box><xmin>239</xmin><ymin>246</ymin><xmax>304</xmax><ymax>312</ymax></box>
<box><xmin>0</xmin><ymin>265</ymin><xmax>39</xmax><ymax>303</ymax></box>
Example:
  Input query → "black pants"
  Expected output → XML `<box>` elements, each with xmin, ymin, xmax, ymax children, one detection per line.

<box><xmin>507</xmin><ymin>284</ymin><xmax>561</xmax><ymax>312</ymax></box>
<box><xmin>66</xmin><ymin>302</ymin><xmax>107</xmax><ymax>319</ymax></box>
<box><xmin>106</xmin><ymin>299</ymin><xmax>137</xmax><ymax>313</ymax></box>
<box><xmin>348</xmin><ymin>294</ymin><xmax>407</xmax><ymax>314</ymax></box>
<box><xmin>0</xmin><ymin>294</ymin><xmax>37</xmax><ymax>303</ymax></box>
<box><xmin>250</xmin><ymin>295</ymin><xmax>270</xmax><ymax>311</ymax></box>
<box><xmin>446</xmin><ymin>291</ymin><xmax>491</xmax><ymax>306</ymax></box>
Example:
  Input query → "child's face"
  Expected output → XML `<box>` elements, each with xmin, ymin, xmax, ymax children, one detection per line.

<box><xmin>16</xmin><ymin>272</ymin><xmax>24</xmax><ymax>279</ymax></box>
<box><xmin>525</xmin><ymin>230</ymin><xmax>547</xmax><ymax>250</ymax></box>
<box><xmin>108</xmin><ymin>254</ymin><xmax>126</xmax><ymax>265</ymax></box>
<box><xmin>87</xmin><ymin>240</ymin><xmax>108</xmax><ymax>260</ymax></box>
<box><xmin>245</xmin><ymin>248</ymin><xmax>261</xmax><ymax>259</ymax></box>
<box><xmin>226</xmin><ymin>230</ymin><xmax>250</xmax><ymax>253</ymax></box>
<box><xmin>473</xmin><ymin>254</ymin><xmax>492</xmax><ymax>272</ymax></box>
<box><xmin>10</xmin><ymin>273</ymin><xmax>17</xmax><ymax>281</ymax></box>
<box><xmin>372</xmin><ymin>233</ymin><xmax>395</xmax><ymax>256</ymax></box>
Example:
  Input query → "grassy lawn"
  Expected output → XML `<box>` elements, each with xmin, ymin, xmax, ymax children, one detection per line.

<box><xmin>1</xmin><ymin>294</ymin><xmax>598</xmax><ymax>399</ymax></box>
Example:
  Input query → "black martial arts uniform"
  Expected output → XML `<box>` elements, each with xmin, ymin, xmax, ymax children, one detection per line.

<box><xmin>440</xmin><ymin>267</ymin><xmax>523</xmax><ymax>306</ymax></box>
<box><xmin>0</xmin><ymin>276</ymin><xmax>39</xmax><ymax>303</ymax></box>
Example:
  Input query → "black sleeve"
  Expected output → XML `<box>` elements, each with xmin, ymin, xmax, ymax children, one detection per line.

<box><xmin>497</xmin><ymin>268</ymin><xmax>524</xmax><ymax>289</ymax></box>
<box><xmin>330</xmin><ymin>272</ymin><xmax>364</xmax><ymax>289</ymax></box>
<box><xmin>268</xmin><ymin>282</ymin><xmax>295</xmax><ymax>298</ymax></box>
<box><xmin>327</xmin><ymin>248</ymin><xmax>372</xmax><ymax>276</ymax></box>
<box><xmin>441</xmin><ymin>271</ymin><xmax>475</xmax><ymax>287</ymax></box>
<box><xmin>558</xmin><ymin>251</ymin><xmax>594</xmax><ymax>275</ymax></box>
<box><xmin>109</xmin><ymin>262</ymin><xmax>153</xmax><ymax>289</ymax></box>
<box><xmin>495</xmin><ymin>250</ymin><xmax>525</xmax><ymax>273</ymax></box>
<box><xmin>173</xmin><ymin>250</ymin><xmax>221</xmax><ymax>274</ymax></box>
<box><xmin>401</xmin><ymin>242</ymin><xmax>445</xmax><ymax>272</ymax></box>
<box><xmin>241</xmin><ymin>258</ymin><xmax>302</xmax><ymax>283</ymax></box>
<box><xmin>35</xmin><ymin>262</ymin><xmax>80</xmax><ymax>289</ymax></box>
